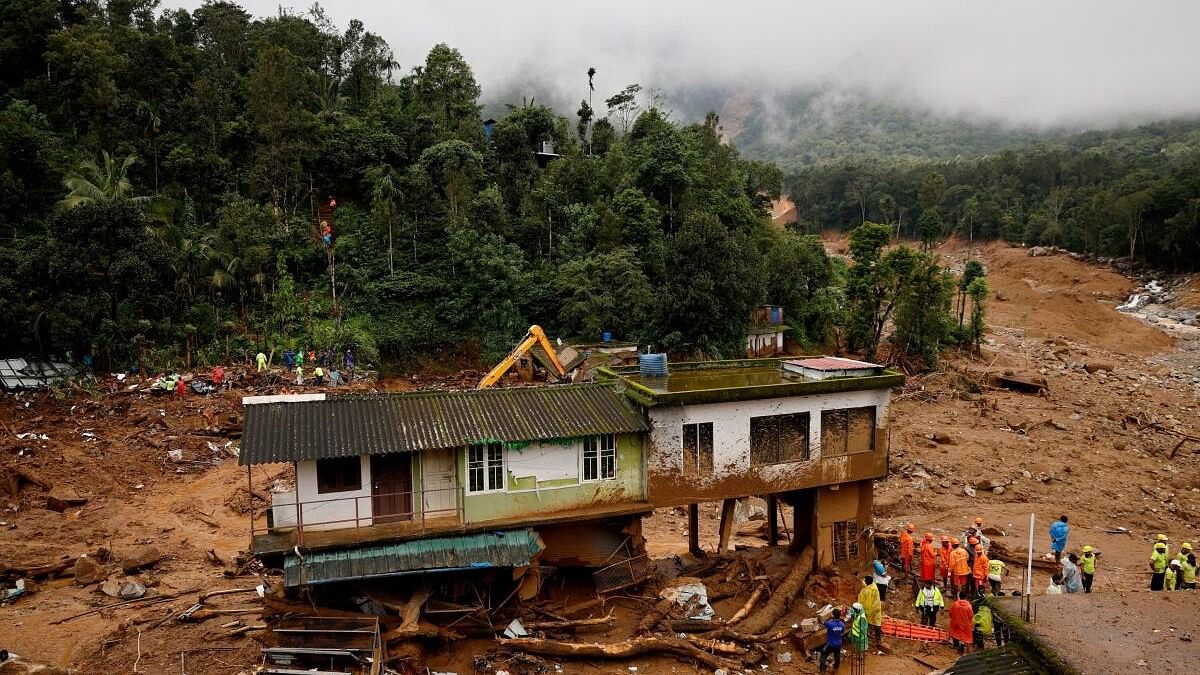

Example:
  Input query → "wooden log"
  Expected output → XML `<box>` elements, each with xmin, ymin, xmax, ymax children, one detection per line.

<box><xmin>501</xmin><ymin>636</ymin><xmax>737</xmax><ymax>671</ymax></box>
<box><xmin>636</xmin><ymin>596</ymin><xmax>676</xmax><ymax>634</ymax></box>
<box><xmin>736</xmin><ymin>546</ymin><xmax>814</xmax><ymax>635</ymax></box>
<box><xmin>682</xmin><ymin>635</ymin><xmax>747</xmax><ymax>656</ymax></box>
<box><xmin>726</xmin><ymin>586</ymin><xmax>764</xmax><ymax>626</ymax></box>
<box><xmin>382</xmin><ymin>622</ymin><xmax>464</xmax><ymax>642</ymax></box>
<box><xmin>688</xmin><ymin>504</ymin><xmax>701</xmax><ymax>556</ymax></box>
<box><xmin>561</xmin><ymin>597</ymin><xmax>604</xmax><ymax>617</ymax></box>
<box><xmin>179</xmin><ymin>608</ymin><xmax>261</xmax><ymax>623</ymax></box>
<box><xmin>700</xmin><ymin>627</ymin><xmax>794</xmax><ymax>644</ymax></box>
<box><xmin>525</xmin><ymin>612</ymin><xmax>614</xmax><ymax>631</ymax></box>
<box><xmin>399</xmin><ymin>588</ymin><xmax>430</xmax><ymax>632</ymax></box>
<box><xmin>661</xmin><ymin>619</ymin><xmax>726</xmax><ymax>633</ymax></box>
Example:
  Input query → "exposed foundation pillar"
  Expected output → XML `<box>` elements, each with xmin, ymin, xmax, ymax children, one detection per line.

<box><xmin>717</xmin><ymin>498</ymin><xmax>738</xmax><ymax>553</ymax></box>
<box><xmin>790</xmin><ymin>488</ymin><xmax>816</xmax><ymax>555</ymax></box>
<box><xmin>767</xmin><ymin>493</ymin><xmax>779</xmax><ymax>546</ymax></box>
<box><xmin>688</xmin><ymin>503</ymin><xmax>701</xmax><ymax>556</ymax></box>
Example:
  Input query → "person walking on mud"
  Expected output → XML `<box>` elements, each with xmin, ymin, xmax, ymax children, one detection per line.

<box><xmin>1079</xmin><ymin>546</ymin><xmax>1100</xmax><ymax>593</ymax></box>
<box><xmin>817</xmin><ymin>607</ymin><xmax>846</xmax><ymax>674</ymax></box>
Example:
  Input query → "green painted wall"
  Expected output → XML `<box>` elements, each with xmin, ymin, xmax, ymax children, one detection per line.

<box><xmin>440</xmin><ymin>432</ymin><xmax>644</xmax><ymax>523</ymax></box>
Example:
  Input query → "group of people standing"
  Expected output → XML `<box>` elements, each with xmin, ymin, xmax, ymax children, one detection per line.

<box><xmin>901</xmin><ymin>518</ymin><xmax>1002</xmax><ymax>598</ymax></box>
<box><xmin>254</xmin><ymin>347</ymin><xmax>355</xmax><ymax>387</ymax></box>
<box><xmin>1149</xmin><ymin>535</ymin><xmax>1196</xmax><ymax>591</ymax></box>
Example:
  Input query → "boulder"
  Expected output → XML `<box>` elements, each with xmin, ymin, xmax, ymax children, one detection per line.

<box><xmin>121</xmin><ymin>546</ymin><xmax>162</xmax><ymax>574</ymax></box>
<box><xmin>964</xmin><ymin>486</ymin><xmax>977</xmax><ymax>498</ymax></box>
<box><xmin>1084</xmin><ymin>361</ymin><xmax>1115</xmax><ymax>374</ymax></box>
<box><xmin>73</xmin><ymin>556</ymin><xmax>104</xmax><ymax>586</ymax></box>
<box><xmin>974</xmin><ymin>478</ymin><xmax>1005</xmax><ymax>491</ymax></box>
<box><xmin>930</xmin><ymin>431</ymin><xmax>955</xmax><ymax>445</ymax></box>
<box><xmin>992</xmin><ymin>486</ymin><xmax>1006</xmax><ymax>495</ymax></box>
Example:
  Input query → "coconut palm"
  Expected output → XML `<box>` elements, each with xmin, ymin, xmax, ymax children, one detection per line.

<box><xmin>367</xmin><ymin>163</ymin><xmax>401</xmax><ymax>277</ymax></box>
<box><xmin>59</xmin><ymin>151</ymin><xmax>149</xmax><ymax>209</ymax></box>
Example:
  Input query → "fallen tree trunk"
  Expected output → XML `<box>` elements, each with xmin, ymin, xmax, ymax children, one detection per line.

<box><xmin>683</xmin><ymin>635</ymin><xmax>747</xmax><ymax>656</ymax></box>
<box><xmin>525</xmin><ymin>612</ymin><xmax>614</xmax><ymax>631</ymax></box>
<box><xmin>735</xmin><ymin>545</ymin><xmax>814</xmax><ymax>635</ymax></box>
<box><xmin>662</xmin><ymin>619</ymin><xmax>726</xmax><ymax>633</ymax></box>
<box><xmin>382</xmin><ymin>623</ymin><xmax>464</xmax><ymax>642</ymax></box>
<box><xmin>700</xmin><ymin>627</ymin><xmax>794</xmax><ymax>644</ymax></box>
<box><xmin>501</xmin><ymin>636</ymin><xmax>737</xmax><ymax>671</ymax></box>
<box><xmin>635</xmin><ymin>597</ymin><xmax>676</xmax><ymax>634</ymax></box>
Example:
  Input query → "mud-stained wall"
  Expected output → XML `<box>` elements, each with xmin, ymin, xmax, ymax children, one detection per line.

<box><xmin>645</xmin><ymin>389</ymin><xmax>890</xmax><ymax>506</ymax></box>
<box><xmin>285</xmin><ymin>455</ymin><xmax>376</xmax><ymax>531</ymax></box>
<box><xmin>461</xmin><ymin>432</ymin><xmax>645</xmax><ymax>523</ymax></box>
<box><xmin>813</xmin><ymin>480</ymin><xmax>874</xmax><ymax>569</ymax></box>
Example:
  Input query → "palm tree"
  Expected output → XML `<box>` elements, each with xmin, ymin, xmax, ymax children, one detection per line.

<box><xmin>59</xmin><ymin>151</ymin><xmax>149</xmax><ymax>209</ymax></box>
<box><xmin>366</xmin><ymin>163</ymin><xmax>401</xmax><ymax>277</ymax></box>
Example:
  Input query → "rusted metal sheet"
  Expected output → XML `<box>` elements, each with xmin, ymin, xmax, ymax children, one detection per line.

<box><xmin>241</xmin><ymin>383</ymin><xmax>647</xmax><ymax>465</ymax></box>
<box><xmin>536</xmin><ymin>522</ymin><xmax>628</xmax><ymax>567</ymax></box>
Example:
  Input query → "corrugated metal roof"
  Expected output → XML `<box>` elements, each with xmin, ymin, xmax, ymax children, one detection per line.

<box><xmin>0</xmin><ymin>358</ymin><xmax>82</xmax><ymax>390</ymax></box>
<box><xmin>283</xmin><ymin>529</ymin><xmax>544</xmax><ymax>586</ymax></box>
<box><xmin>786</xmin><ymin>356</ymin><xmax>880</xmax><ymax>371</ymax></box>
<box><xmin>946</xmin><ymin>644</ymin><xmax>1040</xmax><ymax>675</ymax></box>
<box><xmin>241</xmin><ymin>383</ymin><xmax>647</xmax><ymax>465</ymax></box>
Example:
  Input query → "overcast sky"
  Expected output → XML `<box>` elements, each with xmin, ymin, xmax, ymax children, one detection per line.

<box><xmin>180</xmin><ymin>0</ymin><xmax>1200</xmax><ymax>128</ymax></box>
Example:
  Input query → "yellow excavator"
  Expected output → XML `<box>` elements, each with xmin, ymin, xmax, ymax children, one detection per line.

<box><xmin>478</xmin><ymin>325</ymin><xmax>573</xmax><ymax>389</ymax></box>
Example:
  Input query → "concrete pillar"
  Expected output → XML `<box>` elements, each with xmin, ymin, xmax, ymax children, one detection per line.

<box><xmin>717</xmin><ymin>498</ymin><xmax>738</xmax><ymax>553</ymax></box>
<box><xmin>767</xmin><ymin>493</ymin><xmax>779</xmax><ymax>546</ymax></box>
<box><xmin>790</xmin><ymin>488</ymin><xmax>816</xmax><ymax>555</ymax></box>
<box><xmin>688</xmin><ymin>503</ymin><xmax>701</xmax><ymax>556</ymax></box>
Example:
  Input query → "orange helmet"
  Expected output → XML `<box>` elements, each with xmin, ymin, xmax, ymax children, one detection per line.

<box><xmin>924</xmin><ymin>532</ymin><xmax>934</xmax><ymax>540</ymax></box>
<box><xmin>974</xmin><ymin>517</ymin><xmax>984</xmax><ymax>525</ymax></box>
<box><xmin>941</xmin><ymin>535</ymin><xmax>950</xmax><ymax>543</ymax></box>
<box><xmin>951</xmin><ymin>538</ymin><xmax>961</xmax><ymax>546</ymax></box>
<box><xmin>906</xmin><ymin>523</ymin><xmax>915</xmax><ymax>532</ymax></box>
<box><xmin>974</xmin><ymin>544</ymin><xmax>983</xmax><ymax>552</ymax></box>
<box><xmin>969</xmin><ymin>536</ymin><xmax>979</xmax><ymax>545</ymax></box>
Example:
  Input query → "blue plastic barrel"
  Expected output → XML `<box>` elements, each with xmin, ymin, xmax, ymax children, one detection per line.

<box><xmin>601</xmin><ymin>331</ymin><xmax>612</xmax><ymax>343</ymax></box>
<box><xmin>639</xmin><ymin>353</ymin><xmax>669</xmax><ymax>377</ymax></box>
<box><xmin>771</xmin><ymin>307</ymin><xmax>782</xmax><ymax>324</ymax></box>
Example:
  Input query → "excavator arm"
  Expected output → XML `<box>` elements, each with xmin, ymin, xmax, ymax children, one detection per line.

<box><xmin>477</xmin><ymin>325</ymin><xmax>567</xmax><ymax>389</ymax></box>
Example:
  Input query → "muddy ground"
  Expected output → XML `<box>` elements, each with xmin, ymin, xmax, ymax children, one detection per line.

<box><xmin>2</xmin><ymin>239</ymin><xmax>1198</xmax><ymax>674</ymax></box>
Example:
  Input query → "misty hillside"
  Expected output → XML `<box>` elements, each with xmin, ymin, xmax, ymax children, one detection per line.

<box><xmin>677</xmin><ymin>86</ymin><xmax>1054</xmax><ymax>169</ymax></box>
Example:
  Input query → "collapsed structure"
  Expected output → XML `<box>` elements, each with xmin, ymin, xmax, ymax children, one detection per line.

<box><xmin>240</xmin><ymin>357</ymin><xmax>901</xmax><ymax>589</ymax></box>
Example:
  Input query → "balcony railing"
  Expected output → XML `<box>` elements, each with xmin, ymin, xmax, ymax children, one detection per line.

<box><xmin>252</xmin><ymin>486</ymin><xmax>465</xmax><ymax>546</ymax></box>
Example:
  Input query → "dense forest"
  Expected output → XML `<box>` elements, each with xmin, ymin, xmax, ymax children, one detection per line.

<box><xmin>785</xmin><ymin>120</ymin><xmax>1200</xmax><ymax>269</ymax></box>
<box><xmin>0</xmin><ymin>1</ymin><xmax>987</xmax><ymax>373</ymax></box>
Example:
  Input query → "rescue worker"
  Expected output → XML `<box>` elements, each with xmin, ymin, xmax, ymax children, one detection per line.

<box><xmin>965</xmin><ymin>536</ymin><xmax>980</xmax><ymax>592</ymax></box>
<box><xmin>313</xmin><ymin>366</ymin><xmax>324</xmax><ymax>386</ymax></box>
<box><xmin>1180</xmin><ymin>551</ymin><xmax>1197</xmax><ymax>590</ymax></box>
<box><xmin>283</xmin><ymin>348</ymin><xmax>295</xmax><ymax>370</ymax></box>
<box><xmin>1166</xmin><ymin>559</ymin><xmax>1181</xmax><ymax>591</ymax></box>
<box><xmin>972</xmin><ymin>544</ymin><xmax>989</xmax><ymax>596</ymax></box>
<box><xmin>857</xmin><ymin>576</ymin><xmax>883</xmax><ymax>649</ymax></box>
<box><xmin>1150</xmin><ymin>541</ymin><xmax>1170</xmax><ymax>591</ymax></box>
<box><xmin>255</xmin><ymin>351</ymin><xmax>267</xmax><ymax>372</ymax></box>
<box><xmin>1156</xmin><ymin>533</ymin><xmax>1171</xmax><ymax>559</ymax></box>
<box><xmin>848</xmin><ymin>603</ymin><xmax>869</xmax><ymax>656</ymax></box>
<box><xmin>948</xmin><ymin>592</ymin><xmax>974</xmax><ymax>654</ymax></box>
<box><xmin>1176</xmin><ymin>542</ymin><xmax>1194</xmax><ymax>567</ymax></box>
<box><xmin>1049</xmin><ymin>515</ymin><xmax>1069</xmax><ymax>563</ymax></box>
<box><xmin>211</xmin><ymin>365</ymin><xmax>224</xmax><ymax>388</ymax></box>
<box><xmin>899</xmin><ymin>523</ymin><xmax>915</xmax><ymax>573</ymax></box>
<box><xmin>964</xmin><ymin>516</ymin><xmax>990</xmax><ymax>553</ymax></box>
<box><xmin>817</xmin><ymin>607</ymin><xmax>846</xmax><ymax>674</ymax></box>
<box><xmin>920</xmin><ymin>532</ymin><xmax>937</xmax><ymax>583</ymax></box>
<box><xmin>173</xmin><ymin>376</ymin><xmax>186</xmax><ymax>399</ymax></box>
<box><xmin>972</xmin><ymin>600</ymin><xmax>995</xmax><ymax>650</ymax></box>
<box><xmin>294</xmin><ymin>364</ymin><xmax>304</xmax><ymax>386</ymax></box>
<box><xmin>915</xmin><ymin>579</ymin><xmax>944</xmax><ymax>627</ymax></box>
<box><xmin>949</xmin><ymin>538</ymin><xmax>970</xmax><ymax>594</ymax></box>
<box><xmin>1079</xmin><ymin>546</ymin><xmax>1100</xmax><ymax>593</ymax></box>
<box><xmin>295</xmin><ymin>349</ymin><xmax>305</xmax><ymax>369</ymax></box>
<box><xmin>987</xmin><ymin>557</ymin><xmax>1007</xmax><ymax>595</ymax></box>
<box><xmin>939</xmin><ymin>535</ymin><xmax>954</xmax><ymax>587</ymax></box>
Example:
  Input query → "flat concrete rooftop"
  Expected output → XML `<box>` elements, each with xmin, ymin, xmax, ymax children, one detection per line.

<box><xmin>598</xmin><ymin>358</ymin><xmax>904</xmax><ymax>406</ymax></box>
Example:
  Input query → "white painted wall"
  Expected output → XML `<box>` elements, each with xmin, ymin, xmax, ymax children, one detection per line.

<box><xmin>276</xmin><ymin>455</ymin><xmax>374</xmax><ymax>531</ymax></box>
<box><xmin>646</xmin><ymin>388</ymin><xmax>890</xmax><ymax>480</ymax></box>
<box><xmin>506</xmin><ymin>438</ymin><xmax>582</xmax><ymax>484</ymax></box>
<box><xmin>744</xmin><ymin>331</ymin><xmax>785</xmax><ymax>356</ymax></box>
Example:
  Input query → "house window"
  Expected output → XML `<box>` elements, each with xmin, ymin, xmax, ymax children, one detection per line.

<box><xmin>583</xmin><ymin>434</ymin><xmax>617</xmax><ymax>481</ymax></box>
<box><xmin>832</xmin><ymin>519</ymin><xmax>860</xmax><ymax>563</ymax></box>
<box><xmin>821</xmin><ymin>407</ymin><xmax>877</xmax><ymax>457</ymax></box>
<box><xmin>316</xmin><ymin>456</ymin><xmax>362</xmax><ymax>494</ymax></box>
<box><xmin>682</xmin><ymin>423</ymin><xmax>714</xmax><ymax>476</ymax></box>
<box><xmin>749</xmin><ymin>412</ymin><xmax>810</xmax><ymax>465</ymax></box>
<box><xmin>468</xmin><ymin>442</ymin><xmax>504</xmax><ymax>493</ymax></box>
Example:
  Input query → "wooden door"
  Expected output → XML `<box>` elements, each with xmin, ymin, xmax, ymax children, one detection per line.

<box><xmin>371</xmin><ymin>454</ymin><xmax>412</xmax><ymax>523</ymax></box>
<box><xmin>421</xmin><ymin>448</ymin><xmax>459</xmax><ymax>520</ymax></box>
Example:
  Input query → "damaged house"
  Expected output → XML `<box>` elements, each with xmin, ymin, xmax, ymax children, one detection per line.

<box><xmin>242</xmin><ymin>356</ymin><xmax>900</xmax><ymax>597</ymax></box>
<box><xmin>241</xmin><ymin>385</ymin><xmax>652</xmax><ymax>591</ymax></box>
<box><xmin>599</xmin><ymin>356</ymin><xmax>901</xmax><ymax>568</ymax></box>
